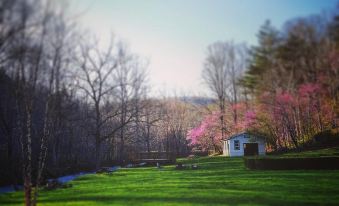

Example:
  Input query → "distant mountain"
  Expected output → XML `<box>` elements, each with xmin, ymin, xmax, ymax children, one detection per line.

<box><xmin>179</xmin><ymin>96</ymin><xmax>216</xmax><ymax>106</ymax></box>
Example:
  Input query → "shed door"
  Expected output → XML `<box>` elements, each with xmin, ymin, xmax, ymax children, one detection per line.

<box><xmin>243</xmin><ymin>143</ymin><xmax>258</xmax><ymax>156</ymax></box>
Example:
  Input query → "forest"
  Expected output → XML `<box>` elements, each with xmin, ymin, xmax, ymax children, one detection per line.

<box><xmin>188</xmin><ymin>13</ymin><xmax>339</xmax><ymax>153</ymax></box>
<box><xmin>0</xmin><ymin>0</ymin><xmax>338</xmax><ymax>205</ymax></box>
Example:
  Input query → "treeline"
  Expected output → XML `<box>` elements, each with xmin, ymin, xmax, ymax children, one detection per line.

<box><xmin>242</xmin><ymin>12</ymin><xmax>339</xmax><ymax>150</ymax></box>
<box><xmin>0</xmin><ymin>1</ymin><xmax>194</xmax><ymax>205</ymax></box>
<box><xmin>189</xmin><ymin>7</ymin><xmax>339</xmax><ymax>152</ymax></box>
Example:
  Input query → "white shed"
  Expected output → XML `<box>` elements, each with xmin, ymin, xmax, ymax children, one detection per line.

<box><xmin>222</xmin><ymin>132</ymin><xmax>266</xmax><ymax>157</ymax></box>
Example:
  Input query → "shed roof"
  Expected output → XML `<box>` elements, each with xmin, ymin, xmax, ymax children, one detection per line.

<box><xmin>222</xmin><ymin>132</ymin><xmax>264</xmax><ymax>141</ymax></box>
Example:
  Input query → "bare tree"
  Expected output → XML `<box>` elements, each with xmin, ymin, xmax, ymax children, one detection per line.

<box><xmin>75</xmin><ymin>37</ymin><xmax>119</xmax><ymax>169</ymax></box>
<box><xmin>32</xmin><ymin>2</ymin><xmax>75</xmax><ymax>204</ymax></box>
<box><xmin>203</xmin><ymin>41</ymin><xmax>247</xmax><ymax>139</ymax></box>
<box><xmin>15</xmin><ymin>2</ymin><xmax>50</xmax><ymax>205</ymax></box>
<box><xmin>113</xmin><ymin>45</ymin><xmax>148</xmax><ymax>162</ymax></box>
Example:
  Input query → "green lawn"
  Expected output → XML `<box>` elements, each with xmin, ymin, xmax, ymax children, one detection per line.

<box><xmin>280</xmin><ymin>147</ymin><xmax>339</xmax><ymax>157</ymax></box>
<box><xmin>1</xmin><ymin>149</ymin><xmax>339</xmax><ymax>205</ymax></box>
<box><xmin>248</xmin><ymin>147</ymin><xmax>339</xmax><ymax>159</ymax></box>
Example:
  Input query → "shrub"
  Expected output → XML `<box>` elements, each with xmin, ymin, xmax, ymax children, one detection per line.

<box><xmin>312</xmin><ymin>129</ymin><xmax>339</xmax><ymax>146</ymax></box>
<box><xmin>192</xmin><ymin>150</ymin><xmax>208</xmax><ymax>157</ymax></box>
<box><xmin>244</xmin><ymin>156</ymin><xmax>339</xmax><ymax>170</ymax></box>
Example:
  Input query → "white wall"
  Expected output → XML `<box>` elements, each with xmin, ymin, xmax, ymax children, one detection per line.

<box><xmin>223</xmin><ymin>140</ymin><xmax>230</xmax><ymax>156</ymax></box>
<box><xmin>222</xmin><ymin>133</ymin><xmax>266</xmax><ymax>157</ymax></box>
<box><xmin>228</xmin><ymin>135</ymin><xmax>245</xmax><ymax>157</ymax></box>
<box><xmin>223</xmin><ymin>141</ymin><xmax>227</xmax><ymax>156</ymax></box>
<box><xmin>257</xmin><ymin>138</ymin><xmax>266</xmax><ymax>155</ymax></box>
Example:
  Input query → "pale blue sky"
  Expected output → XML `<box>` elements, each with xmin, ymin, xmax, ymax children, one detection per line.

<box><xmin>70</xmin><ymin>0</ymin><xmax>338</xmax><ymax>97</ymax></box>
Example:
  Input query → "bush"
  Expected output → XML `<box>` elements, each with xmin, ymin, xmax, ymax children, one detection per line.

<box><xmin>192</xmin><ymin>150</ymin><xmax>208</xmax><ymax>157</ymax></box>
<box><xmin>312</xmin><ymin>129</ymin><xmax>339</xmax><ymax>146</ymax></box>
<box><xmin>244</xmin><ymin>156</ymin><xmax>339</xmax><ymax>170</ymax></box>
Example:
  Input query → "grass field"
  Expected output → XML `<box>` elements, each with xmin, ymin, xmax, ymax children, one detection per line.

<box><xmin>1</xmin><ymin>148</ymin><xmax>339</xmax><ymax>205</ymax></box>
<box><xmin>280</xmin><ymin>146</ymin><xmax>339</xmax><ymax>157</ymax></box>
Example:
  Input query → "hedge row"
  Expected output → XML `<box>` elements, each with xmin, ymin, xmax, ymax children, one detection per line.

<box><xmin>244</xmin><ymin>156</ymin><xmax>339</xmax><ymax>170</ymax></box>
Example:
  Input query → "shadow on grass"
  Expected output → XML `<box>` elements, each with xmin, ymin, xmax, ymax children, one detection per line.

<box><xmin>37</xmin><ymin>193</ymin><xmax>334</xmax><ymax>206</ymax></box>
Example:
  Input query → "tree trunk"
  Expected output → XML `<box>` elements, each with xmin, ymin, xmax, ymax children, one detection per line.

<box><xmin>119</xmin><ymin>134</ymin><xmax>125</xmax><ymax>163</ymax></box>
<box><xmin>146</xmin><ymin>125</ymin><xmax>150</xmax><ymax>153</ymax></box>
<box><xmin>95</xmin><ymin>136</ymin><xmax>101</xmax><ymax>170</ymax></box>
<box><xmin>24</xmin><ymin>107</ymin><xmax>33</xmax><ymax>206</ymax></box>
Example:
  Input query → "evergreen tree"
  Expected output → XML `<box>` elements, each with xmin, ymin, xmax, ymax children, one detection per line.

<box><xmin>241</xmin><ymin>20</ymin><xmax>280</xmax><ymax>93</ymax></box>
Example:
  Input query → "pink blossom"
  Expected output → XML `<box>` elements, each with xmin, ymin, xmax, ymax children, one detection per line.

<box><xmin>231</xmin><ymin>103</ymin><xmax>245</xmax><ymax>111</ymax></box>
<box><xmin>244</xmin><ymin>110</ymin><xmax>256</xmax><ymax>127</ymax></box>
<box><xmin>276</xmin><ymin>92</ymin><xmax>295</xmax><ymax>105</ymax></box>
<box><xmin>298</xmin><ymin>83</ymin><xmax>320</xmax><ymax>97</ymax></box>
<box><xmin>186</xmin><ymin>112</ymin><xmax>221</xmax><ymax>147</ymax></box>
